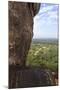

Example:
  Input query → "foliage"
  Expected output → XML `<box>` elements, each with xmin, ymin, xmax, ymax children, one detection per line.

<box><xmin>26</xmin><ymin>40</ymin><xmax>58</xmax><ymax>72</ymax></box>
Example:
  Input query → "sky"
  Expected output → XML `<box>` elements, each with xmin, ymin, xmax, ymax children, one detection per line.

<box><xmin>33</xmin><ymin>3</ymin><xmax>59</xmax><ymax>39</ymax></box>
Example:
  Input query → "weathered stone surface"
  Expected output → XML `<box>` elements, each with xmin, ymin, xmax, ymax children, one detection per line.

<box><xmin>9</xmin><ymin>1</ymin><xmax>40</xmax><ymax>66</ymax></box>
<box><xmin>9</xmin><ymin>66</ymin><xmax>52</xmax><ymax>88</ymax></box>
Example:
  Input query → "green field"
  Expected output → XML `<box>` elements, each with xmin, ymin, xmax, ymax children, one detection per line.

<box><xmin>26</xmin><ymin>39</ymin><xmax>58</xmax><ymax>72</ymax></box>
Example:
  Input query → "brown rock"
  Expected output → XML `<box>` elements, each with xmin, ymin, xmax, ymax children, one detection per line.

<box><xmin>9</xmin><ymin>1</ymin><xmax>40</xmax><ymax>66</ymax></box>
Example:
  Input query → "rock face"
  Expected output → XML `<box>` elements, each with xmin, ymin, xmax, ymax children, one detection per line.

<box><xmin>9</xmin><ymin>1</ymin><xmax>40</xmax><ymax>66</ymax></box>
<box><xmin>9</xmin><ymin>66</ymin><xmax>52</xmax><ymax>88</ymax></box>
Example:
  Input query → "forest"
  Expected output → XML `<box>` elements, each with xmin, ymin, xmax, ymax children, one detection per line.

<box><xmin>26</xmin><ymin>39</ymin><xmax>58</xmax><ymax>72</ymax></box>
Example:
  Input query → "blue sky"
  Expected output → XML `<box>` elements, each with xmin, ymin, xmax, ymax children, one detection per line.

<box><xmin>33</xmin><ymin>3</ymin><xmax>59</xmax><ymax>39</ymax></box>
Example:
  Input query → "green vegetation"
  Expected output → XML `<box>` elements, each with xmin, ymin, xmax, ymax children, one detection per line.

<box><xmin>26</xmin><ymin>39</ymin><xmax>58</xmax><ymax>72</ymax></box>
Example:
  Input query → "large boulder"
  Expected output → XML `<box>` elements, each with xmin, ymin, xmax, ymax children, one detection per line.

<box><xmin>9</xmin><ymin>1</ymin><xmax>40</xmax><ymax>66</ymax></box>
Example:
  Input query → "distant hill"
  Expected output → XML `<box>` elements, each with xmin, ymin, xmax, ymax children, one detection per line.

<box><xmin>32</xmin><ymin>38</ymin><xmax>58</xmax><ymax>44</ymax></box>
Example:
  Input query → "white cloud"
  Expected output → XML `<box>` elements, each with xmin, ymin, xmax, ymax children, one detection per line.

<box><xmin>33</xmin><ymin>3</ymin><xmax>58</xmax><ymax>39</ymax></box>
<box><xmin>39</xmin><ymin>5</ymin><xmax>54</xmax><ymax>14</ymax></box>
